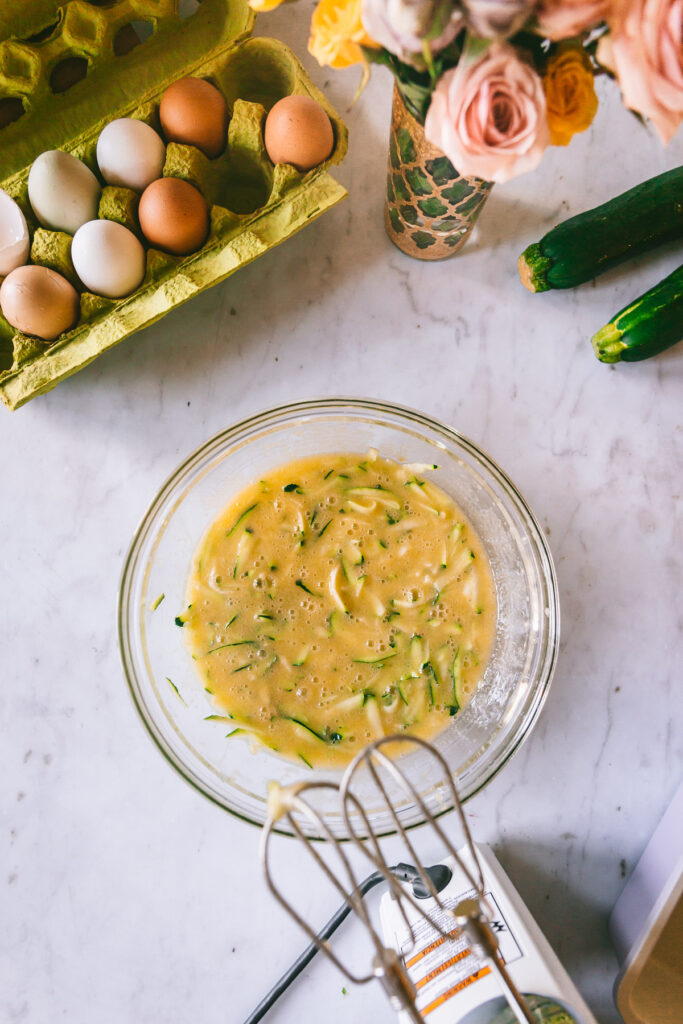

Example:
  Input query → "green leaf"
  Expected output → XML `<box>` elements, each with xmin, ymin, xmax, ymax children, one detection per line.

<box><xmin>364</xmin><ymin>49</ymin><xmax>433</xmax><ymax>123</ymax></box>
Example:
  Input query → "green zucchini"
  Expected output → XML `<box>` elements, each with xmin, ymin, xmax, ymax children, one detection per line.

<box><xmin>346</xmin><ymin>486</ymin><xmax>401</xmax><ymax>509</ymax></box>
<box><xmin>518</xmin><ymin>168</ymin><xmax>683</xmax><ymax>293</ymax></box>
<box><xmin>352</xmin><ymin>650</ymin><xmax>397</xmax><ymax>664</ymax></box>
<box><xmin>450</xmin><ymin>647</ymin><xmax>462</xmax><ymax>713</ymax></box>
<box><xmin>591</xmin><ymin>264</ymin><xmax>683</xmax><ymax>363</ymax></box>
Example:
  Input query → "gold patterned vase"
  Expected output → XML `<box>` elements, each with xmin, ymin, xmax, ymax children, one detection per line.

<box><xmin>385</xmin><ymin>85</ymin><xmax>493</xmax><ymax>260</ymax></box>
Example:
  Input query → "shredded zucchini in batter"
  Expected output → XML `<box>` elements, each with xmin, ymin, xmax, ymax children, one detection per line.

<box><xmin>181</xmin><ymin>450</ymin><xmax>496</xmax><ymax>768</ymax></box>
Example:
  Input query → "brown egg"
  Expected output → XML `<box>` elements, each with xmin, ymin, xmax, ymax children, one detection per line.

<box><xmin>138</xmin><ymin>177</ymin><xmax>209</xmax><ymax>256</ymax></box>
<box><xmin>159</xmin><ymin>77</ymin><xmax>228</xmax><ymax>159</ymax></box>
<box><xmin>264</xmin><ymin>95</ymin><xmax>334</xmax><ymax>172</ymax></box>
<box><xmin>0</xmin><ymin>265</ymin><xmax>79</xmax><ymax>341</ymax></box>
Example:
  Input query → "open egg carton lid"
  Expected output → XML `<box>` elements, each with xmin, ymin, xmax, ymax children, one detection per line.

<box><xmin>0</xmin><ymin>0</ymin><xmax>348</xmax><ymax>410</ymax></box>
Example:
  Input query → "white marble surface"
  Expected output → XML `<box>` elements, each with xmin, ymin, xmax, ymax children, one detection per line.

<box><xmin>1</xmin><ymin>9</ymin><xmax>682</xmax><ymax>1024</ymax></box>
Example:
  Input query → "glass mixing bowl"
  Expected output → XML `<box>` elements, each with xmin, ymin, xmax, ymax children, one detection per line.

<box><xmin>118</xmin><ymin>398</ymin><xmax>558</xmax><ymax>838</ymax></box>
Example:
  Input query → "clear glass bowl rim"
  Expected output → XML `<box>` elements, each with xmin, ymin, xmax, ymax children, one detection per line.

<box><xmin>118</xmin><ymin>396</ymin><xmax>560</xmax><ymax>836</ymax></box>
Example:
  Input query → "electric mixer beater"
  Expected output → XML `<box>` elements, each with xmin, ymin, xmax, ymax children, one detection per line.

<box><xmin>256</xmin><ymin>735</ymin><xmax>597</xmax><ymax>1024</ymax></box>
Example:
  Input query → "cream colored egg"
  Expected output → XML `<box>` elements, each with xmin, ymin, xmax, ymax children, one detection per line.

<box><xmin>71</xmin><ymin>220</ymin><xmax>146</xmax><ymax>298</ymax></box>
<box><xmin>0</xmin><ymin>265</ymin><xmax>80</xmax><ymax>341</ymax></box>
<box><xmin>97</xmin><ymin>118</ymin><xmax>166</xmax><ymax>193</ymax></box>
<box><xmin>0</xmin><ymin>189</ymin><xmax>30</xmax><ymax>276</ymax></box>
<box><xmin>28</xmin><ymin>150</ymin><xmax>101</xmax><ymax>235</ymax></box>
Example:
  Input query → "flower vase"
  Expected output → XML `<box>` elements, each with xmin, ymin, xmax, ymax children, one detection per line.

<box><xmin>385</xmin><ymin>85</ymin><xmax>493</xmax><ymax>260</ymax></box>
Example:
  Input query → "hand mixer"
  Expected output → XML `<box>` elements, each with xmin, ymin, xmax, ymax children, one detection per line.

<box><xmin>254</xmin><ymin>735</ymin><xmax>596</xmax><ymax>1024</ymax></box>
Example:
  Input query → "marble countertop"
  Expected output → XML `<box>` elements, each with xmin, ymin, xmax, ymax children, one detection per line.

<box><xmin>2</xmin><ymin>8</ymin><xmax>681</xmax><ymax>1024</ymax></box>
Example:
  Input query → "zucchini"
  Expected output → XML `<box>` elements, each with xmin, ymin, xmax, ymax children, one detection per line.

<box><xmin>409</xmin><ymin>635</ymin><xmax>425</xmax><ymax>676</ymax></box>
<box><xmin>424</xmin><ymin>662</ymin><xmax>438</xmax><ymax>706</ymax></box>
<box><xmin>226</xmin><ymin>503</ymin><xmax>258</xmax><ymax>537</ymax></box>
<box><xmin>352</xmin><ymin>650</ymin><xmax>397</xmax><ymax>665</ymax></box>
<box><xmin>292</xmin><ymin>646</ymin><xmax>310</xmax><ymax>666</ymax></box>
<box><xmin>591</xmin><ymin>264</ymin><xmax>683</xmax><ymax>363</ymax></box>
<box><xmin>450</xmin><ymin>647</ymin><xmax>462</xmax><ymax>713</ymax></box>
<box><xmin>346</xmin><ymin>486</ymin><xmax>401</xmax><ymax>509</ymax></box>
<box><xmin>518</xmin><ymin>168</ymin><xmax>683</xmax><ymax>293</ymax></box>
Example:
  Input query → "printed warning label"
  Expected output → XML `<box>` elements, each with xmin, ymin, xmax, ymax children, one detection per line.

<box><xmin>399</xmin><ymin>889</ymin><xmax>522</xmax><ymax>1017</ymax></box>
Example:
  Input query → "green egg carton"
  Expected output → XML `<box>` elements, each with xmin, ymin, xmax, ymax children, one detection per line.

<box><xmin>0</xmin><ymin>0</ymin><xmax>348</xmax><ymax>410</ymax></box>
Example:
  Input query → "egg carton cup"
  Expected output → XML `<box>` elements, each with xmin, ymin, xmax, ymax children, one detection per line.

<box><xmin>0</xmin><ymin>0</ymin><xmax>348</xmax><ymax>410</ymax></box>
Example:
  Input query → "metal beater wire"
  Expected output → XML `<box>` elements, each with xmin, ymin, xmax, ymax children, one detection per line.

<box><xmin>341</xmin><ymin>736</ymin><xmax>485</xmax><ymax>903</ymax></box>
<box><xmin>261</xmin><ymin>782</ymin><xmax>375</xmax><ymax>985</ymax></box>
<box><xmin>259</xmin><ymin>735</ymin><xmax>538</xmax><ymax>1024</ymax></box>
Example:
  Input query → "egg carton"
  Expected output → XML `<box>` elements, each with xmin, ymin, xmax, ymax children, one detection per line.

<box><xmin>0</xmin><ymin>0</ymin><xmax>348</xmax><ymax>410</ymax></box>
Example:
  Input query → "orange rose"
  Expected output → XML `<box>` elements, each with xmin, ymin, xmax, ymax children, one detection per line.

<box><xmin>309</xmin><ymin>0</ymin><xmax>378</xmax><ymax>68</ymax></box>
<box><xmin>543</xmin><ymin>47</ymin><xmax>598</xmax><ymax>145</ymax></box>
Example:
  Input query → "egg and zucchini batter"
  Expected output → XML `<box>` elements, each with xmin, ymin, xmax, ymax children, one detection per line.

<box><xmin>180</xmin><ymin>452</ymin><xmax>496</xmax><ymax>768</ymax></box>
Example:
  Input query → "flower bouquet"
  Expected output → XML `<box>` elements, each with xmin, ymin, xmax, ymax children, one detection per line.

<box><xmin>253</xmin><ymin>0</ymin><xmax>683</xmax><ymax>257</ymax></box>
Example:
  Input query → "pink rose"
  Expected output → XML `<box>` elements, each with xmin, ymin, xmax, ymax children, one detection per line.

<box><xmin>598</xmin><ymin>0</ymin><xmax>683</xmax><ymax>144</ymax></box>
<box><xmin>462</xmin><ymin>0</ymin><xmax>535</xmax><ymax>38</ymax></box>
<box><xmin>361</xmin><ymin>0</ymin><xmax>464</xmax><ymax>67</ymax></box>
<box><xmin>425</xmin><ymin>42</ymin><xmax>549</xmax><ymax>183</ymax></box>
<box><xmin>536</xmin><ymin>0</ymin><xmax>610</xmax><ymax>39</ymax></box>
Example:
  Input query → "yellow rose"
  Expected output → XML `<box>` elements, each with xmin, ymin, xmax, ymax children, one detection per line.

<box><xmin>309</xmin><ymin>0</ymin><xmax>378</xmax><ymax>69</ymax></box>
<box><xmin>249</xmin><ymin>0</ymin><xmax>286</xmax><ymax>11</ymax></box>
<box><xmin>543</xmin><ymin>47</ymin><xmax>598</xmax><ymax>146</ymax></box>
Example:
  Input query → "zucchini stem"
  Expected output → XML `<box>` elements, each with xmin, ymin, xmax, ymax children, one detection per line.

<box><xmin>591</xmin><ymin>322</ymin><xmax>624</xmax><ymax>363</ymax></box>
<box><xmin>518</xmin><ymin>243</ymin><xmax>553</xmax><ymax>293</ymax></box>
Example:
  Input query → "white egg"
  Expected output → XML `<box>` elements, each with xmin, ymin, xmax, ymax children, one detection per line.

<box><xmin>71</xmin><ymin>220</ymin><xmax>146</xmax><ymax>299</ymax></box>
<box><xmin>97</xmin><ymin>118</ymin><xmax>166</xmax><ymax>193</ymax></box>
<box><xmin>28</xmin><ymin>150</ymin><xmax>101</xmax><ymax>235</ymax></box>
<box><xmin>0</xmin><ymin>189</ymin><xmax>30</xmax><ymax>276</ymax></box>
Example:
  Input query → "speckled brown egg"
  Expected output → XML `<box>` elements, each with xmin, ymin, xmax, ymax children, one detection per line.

<box><xmin>0</xmin><ymin>265</ymin><xmax>79</xmax><ymax>341</ymax></box>
<box><xmin>264</xmin><ymin>95</ymin><xmax>334</xmax><ymax>172</ymax></box>
<box><xmin>159</xmin><ymin>77</ymin><xmax>229</xmax><ymax>159</ymax></box>
<box><xmin>138</xmin><ymin>177</ymin><xmax>209</xmax><ymax>256</ymax></box>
